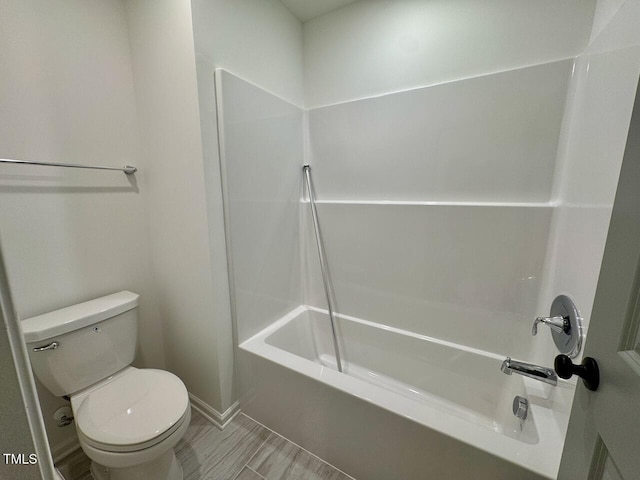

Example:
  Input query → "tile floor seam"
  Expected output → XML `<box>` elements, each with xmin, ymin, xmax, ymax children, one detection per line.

<box><xmin>242</xmin><ymin>433</ymin><xmax>272</xmax><ymax>472</ymax></box>
<box><xmin>230</xmin><ymin>468</ymin><xmax>243</xmax><ymax>480</ymax></box>
<box><xmin>228</xmin><ymin>433</ymin><xmax>269</xmax><ymax>480</ymax></box>
<box><xmin>230</xmin><ymin>465</ymin><xmax>247</xmax><ymax>480</ymax></box>
<box><xmin>246</xmin><ymin>465</ymin><xmax>269</xmax><ymax>480</ymax></box>
<box><xmin>241</xmin><ymin>414</ymin><xmax>356</xmax><ymax>480</ymax></box>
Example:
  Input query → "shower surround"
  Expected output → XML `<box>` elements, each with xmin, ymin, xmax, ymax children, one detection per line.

<box><xmin>215</xmin><ymin>37</ymin><xmax>639</xmax><ymax>478</ymax></box>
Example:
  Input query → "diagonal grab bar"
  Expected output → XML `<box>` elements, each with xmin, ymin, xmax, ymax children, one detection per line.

<box><xmin>303</xmin><ymin>165</ymin><xmax>343</xmax><ymax>373</ymax></box>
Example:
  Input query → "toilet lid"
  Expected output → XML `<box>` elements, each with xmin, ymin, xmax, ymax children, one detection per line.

<box><xmin>74</xmin><ymin>369</ymin><xmax>189</xmax><ymax>449</ymax></box>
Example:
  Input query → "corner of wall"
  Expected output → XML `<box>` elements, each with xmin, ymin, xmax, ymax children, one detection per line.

<box><xmin>124</xmin><ymin>0</ymin><xmax>230</xmax><ymax>414</ymax></box>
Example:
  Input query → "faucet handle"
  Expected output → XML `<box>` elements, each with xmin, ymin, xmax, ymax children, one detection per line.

<box><xmin>532</xmin><ymin>316</ymin><xmax>569</xmax><ymax>336</ymax></box>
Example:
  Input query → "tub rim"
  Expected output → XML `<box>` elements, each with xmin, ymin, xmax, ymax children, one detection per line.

<box><xmin>240</xmin><ymin>304</ymin><xmax>574</xmax><ymax>479</ymax></box>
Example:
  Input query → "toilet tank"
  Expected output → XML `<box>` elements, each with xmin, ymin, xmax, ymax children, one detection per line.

<box><xmin>21</xmin><ymin>291</ymin><xmax>139</xmax><ymax>397</ymax></box>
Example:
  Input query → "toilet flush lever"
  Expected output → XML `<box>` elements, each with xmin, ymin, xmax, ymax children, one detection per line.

<box><xmin>532</xmin><ymin>316</ymin><xmax>569</xmax><ymax>336</ymax></box>
<box><xmin>33</xmin><ymin>342</ymin><xmax>59</xmax><ymax>352</ymax></box>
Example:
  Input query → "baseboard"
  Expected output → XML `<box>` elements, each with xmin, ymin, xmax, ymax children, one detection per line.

<box><xmin>50</xmin><ymin>394</ymin><xmax>239</xmax><ymax>463</ymax></box>
<box><xmin>51</xmin><ymin>436</ymin><xmax>81</xmax><ymax>463</ymax></box>
<box><xmin>189</xmin><ymin>393</ymin><xmax>240</xmax><ymax>430</ymax></box>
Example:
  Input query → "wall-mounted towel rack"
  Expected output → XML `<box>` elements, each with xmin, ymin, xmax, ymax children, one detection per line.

<box><xmin>0</xmin><ymin>158</ymin><xmax>137</xmax><ymax>175</ymax></box>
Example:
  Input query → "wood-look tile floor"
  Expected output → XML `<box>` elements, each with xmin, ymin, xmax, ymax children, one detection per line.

<box><xmin>56</xmin><ymin>409</ymin><xmax>355</xmax><ymax>480</ymax></box>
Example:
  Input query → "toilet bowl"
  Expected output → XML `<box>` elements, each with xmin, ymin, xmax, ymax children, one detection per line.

<box><xmin>72</xmin><ymin>367</ymin><xmax>190</xmax><ymax>480</ymax></box>
<box><xmin>22</xmin><ymin>292</ymin><xmax>191</xmax><ymax>480</ymax></box>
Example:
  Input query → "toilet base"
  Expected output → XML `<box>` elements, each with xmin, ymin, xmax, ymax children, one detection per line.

<box><xmin>90</xmin><ymin>449</ymin><xmax>183</xmax><ymax>480</ymax></box>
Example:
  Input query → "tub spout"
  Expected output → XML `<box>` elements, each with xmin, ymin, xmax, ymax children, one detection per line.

<box><xmin>501</xmin><ymin>357</ymin><xmax>557</xmax><ymax>386</ymax></box>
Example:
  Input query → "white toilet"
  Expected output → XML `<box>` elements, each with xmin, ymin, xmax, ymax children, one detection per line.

<box><xmin>22</xmin><ymin>291</ymin><xmax>191</xmax><ymax>480</ymax></box>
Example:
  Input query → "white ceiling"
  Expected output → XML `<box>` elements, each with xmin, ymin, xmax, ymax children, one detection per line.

<box><xmin>280</xmin><ymin>0</ymin><xmax>360</xmax><ymax>22</ymax></box>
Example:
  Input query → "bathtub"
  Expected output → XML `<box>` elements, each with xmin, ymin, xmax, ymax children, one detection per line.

<box><xmin>240</xmin><ymin>305</ymin><xmax>574</xmax><ymax>480</ymax></box>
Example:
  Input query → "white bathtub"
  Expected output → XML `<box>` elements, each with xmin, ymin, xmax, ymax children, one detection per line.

<box><xmin>240</xmin><ymin>305</ymin><xmax>574</xmax><ymax>479</ymax></box>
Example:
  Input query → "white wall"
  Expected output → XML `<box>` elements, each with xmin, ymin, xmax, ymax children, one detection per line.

<box><xmin>0</xmin><ymin>0</ymin><xmax>164</xmax><ymax>458</ymax></box>
<box><xmin>589</xmin><ymin>0</ymin><xmax>626</xmax><ymax>43</ymax></box>
<box><xmin>192</xmin><ymin>0</ymin><xmax>304</xmax><ymax>107</ymax></box>
<box><xmin>0</xmin><ymin>0</ymin><xmax>294</xmax><ymax>453</ymax></box>
<box><xmin>588</xmin><ymin>0</ymin><xmax>640</xmax><ymax>54</ymax></box>
<box><xmin>124</xmin><ymin>0</ymin><xmax>236</xmax><ymax>419</ymax></box>
<box><xmin>189</xmin><ymin>0</ymin><xmax>305</xmax><ymax>411</ymax></box>
<box><xmin>303</xmin><ymin>0</ymin><xmax>596</xmax><ymax>107</ymax></box>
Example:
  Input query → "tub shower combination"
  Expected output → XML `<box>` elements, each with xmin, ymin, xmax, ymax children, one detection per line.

<box><xmin>240</xmin><ymin>167</ymin><xmax>571</xmax><ymax>480</ymax></box>
<box><xmin>215</xmin><ymin>64</ymin><xmax>588</xmax><ymax>479</ymax></box>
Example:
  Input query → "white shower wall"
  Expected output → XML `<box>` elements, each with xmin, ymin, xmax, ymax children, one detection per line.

<box><xmin>219</xmin><ymin>62</ymin><xmax>577</xmax><ymax>372</ymax></box>
<box><xmin>215</xmin><ymin>71</ymin><xmax>305</xmax><ymax>344</ymax></box>
<box><xmin>307</xmin><ymin>61</ymin><xmax>572</xmax><ymax>202</ymax></box>
<box><xmin>218</xmin><ymin>0</ymin><xmax>630</xmax><ymax>372</ymax></box>
<box><xmin>303</xmin><ymin>60</ymin><xmax>572</xmax><ymax>360</ymax></box>
<box><xmin>298</xmin><ymin>0</ymin><xmax>636</xmax><ymax>365</ymax></box>
<box><xmin>302</xmin><ymin>0</ymin><xmax>596</xmax><ymax>108</ymax></box>
<box><xmin>190</xmin><ymin>1</ymin><xmax>305</xmax><ymax>415</ymax></box>
<box><xmin>302</xmin><ymin>203</ymin><xmax>551</xmax><ymax>357</ymax></box>
<box><xmin>533</xmin><ymin>1</ymin><xmax>640</xmax><ymax>365</ymax></box>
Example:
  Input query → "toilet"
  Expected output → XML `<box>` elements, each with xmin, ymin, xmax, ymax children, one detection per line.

<box><xmin>22</xmin><ymin>291</ymin><xmax>191</xmax><ymax>480</ymax></box>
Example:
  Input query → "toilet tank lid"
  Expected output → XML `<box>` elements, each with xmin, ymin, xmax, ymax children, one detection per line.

<box><xmin>21</xmin><ymin>291</ymin><xmax>139</xmax><ymax>343</ymax></box>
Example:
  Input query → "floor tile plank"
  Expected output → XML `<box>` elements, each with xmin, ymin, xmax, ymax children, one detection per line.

<box><xmin>248</xmin><ymin>433</ymin><xmax>353</xmax><ymax>480</ymax></box>
<box><xmin>235</xmin><ymin>466</ymin><xmax>266</xmax><ymax>480</ymax></box>
<box><xmin>55</xmin><ymin>448</ymin><xmax>92</xmax><ymax>480</ymax></box>
<box><xmin>177</xmin><ymin>411</ymin><xmax>270</xmax><ymax>480</ymax></box>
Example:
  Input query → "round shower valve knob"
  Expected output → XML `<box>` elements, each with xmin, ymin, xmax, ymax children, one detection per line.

<box><xmin>533</xmin><ymin>295</ymin><xmax>583</xmax><ymax>358</ymax></box>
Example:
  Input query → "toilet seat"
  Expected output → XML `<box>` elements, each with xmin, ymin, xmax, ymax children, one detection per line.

<box><xmin>71</xmin><ymin>368</ymin><xmax>189</xmax><ymax>453</ymax></box>
<box><xmin>78</xmin><ymin>406</ymin><xmax>190</xmax><ymax>453</ymax></box>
